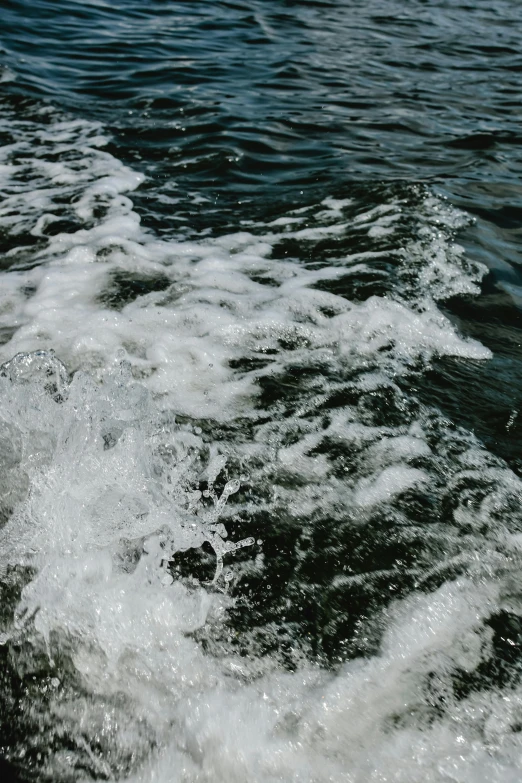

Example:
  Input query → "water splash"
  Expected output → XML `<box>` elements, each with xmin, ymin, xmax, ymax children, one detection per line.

<box><xmin>0</xmin><ymin>349</ymin><xmax>70</xmax><ymax>402</ymax></box>
<box><xmin>0</xmin><ymin>350</ymin><xmax>255</xmax><ymax>644</ymax></box>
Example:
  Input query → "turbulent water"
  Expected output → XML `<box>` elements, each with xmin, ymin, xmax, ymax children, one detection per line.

<box><xmin>1</xmin><ymin>1</ymin><xmax>522</xmax><ymax>780</ymax></box>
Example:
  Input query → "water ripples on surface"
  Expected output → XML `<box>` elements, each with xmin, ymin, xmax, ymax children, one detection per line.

<box><xmin>1</xmin><ymin>1</ymin><xmax>522</xmax><ymax>781</ymax></box>
<box><xmin>2</xmin><ymin>0</ymin><xmax>522</xmax><ymax>196</ymax></box>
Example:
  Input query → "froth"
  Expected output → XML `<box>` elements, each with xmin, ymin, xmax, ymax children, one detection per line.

<box><xmin>3</xmin><ymin>107</ymin><xmax>521</xmax><ymax>783</ymax></box>
<box><xmin>0</xmin><ymin>128</ymin><xmax>489</xmax><ymax>420</ymax></box>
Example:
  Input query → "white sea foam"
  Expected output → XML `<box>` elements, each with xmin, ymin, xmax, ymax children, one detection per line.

<box><xmin>3</xmin><ymin>109</ymin><xmax>522</xmax><ymax>782</ymax></box>
<box><xmin>0</xmin><ymin>130</ymin><xmax>489</xmax><ymax>420</ymax></box>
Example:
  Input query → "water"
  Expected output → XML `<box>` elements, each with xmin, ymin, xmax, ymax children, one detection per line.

<box><xmin>1</xmin><ymin>1</ymin><xmax>522</xmax><ymax>780</ymax></box>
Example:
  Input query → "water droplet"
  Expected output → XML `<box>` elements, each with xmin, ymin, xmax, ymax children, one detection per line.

<box><xmin>224</xmin><ymin>478</ymin><xmax>240</xmax><ymax>496</ymax></box>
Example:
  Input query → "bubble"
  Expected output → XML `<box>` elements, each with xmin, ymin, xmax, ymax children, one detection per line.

<box><xmin>223</xmin><ymin>478</ymin><xmax>240</xmax><ymax>496</ymax></box>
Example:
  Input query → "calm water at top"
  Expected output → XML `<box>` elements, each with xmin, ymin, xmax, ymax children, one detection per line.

<box><xmin>2</xmin><ymin>0</ymin><xmax>522</xmax><ymax>208</ymax></box>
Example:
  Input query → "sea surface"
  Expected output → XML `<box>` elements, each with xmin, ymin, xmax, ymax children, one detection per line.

<box><xmin>1</xmin><ymin>1</ymin><xmax>522</xmax><ymax>780</ymax></box>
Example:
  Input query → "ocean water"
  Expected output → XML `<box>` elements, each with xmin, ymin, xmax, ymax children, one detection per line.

<box><xmin>1</xmin><ymin>1</ymin><xmax>522</xmax><ymax>780</ymax></box>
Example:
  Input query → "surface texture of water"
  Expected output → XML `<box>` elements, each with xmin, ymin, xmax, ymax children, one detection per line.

<box><xmin>1</xmin><ymin>1</ymin><xmax>522</xmax><ymax>781</ymax></box>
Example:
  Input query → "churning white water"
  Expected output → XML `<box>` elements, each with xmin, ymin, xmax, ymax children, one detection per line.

<box><xmin>2</xmin><ymin>108</ymin><xmax>522</xmax><ymax>782</ymax></box>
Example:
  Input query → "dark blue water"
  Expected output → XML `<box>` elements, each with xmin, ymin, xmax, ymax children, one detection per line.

<box><xmin>2</xmin><ymin>1</ymin><xmax>522</xmax><ymax>211</ymax></box>
<box><xmin>2</xmin><ymin>1</ymin><xmax>522</xmax><ymax>780</ymax></box>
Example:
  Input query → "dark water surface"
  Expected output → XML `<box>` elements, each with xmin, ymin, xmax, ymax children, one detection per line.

<box><xmin>3</xmin><ymin>1</ymin><xmax>522</xmax><ymax>207</ymax></box>
<box><xmin>2</xmin><ymin>1</ymin><xmax>522</xmax><ymax>781</ymax></box>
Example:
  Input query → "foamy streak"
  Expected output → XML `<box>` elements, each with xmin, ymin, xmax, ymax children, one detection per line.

<box><xmin>0</xmin><ymin>114</ymin><xmax>489</xmax><ymax>420</ymax></box>
<box><xmin>4</xmin><ymin>110</ymin><xmax>522</xmax><ymax>782</ymax></box>
<box><xmin>4</xmin><ymin>356</ymin><xmax>522</xmax><ymax>782</ymax></box>
<box><xmin>122</xmin><ymin>579</ymin><xmax>522</xmax><ymax>783</ymax></box>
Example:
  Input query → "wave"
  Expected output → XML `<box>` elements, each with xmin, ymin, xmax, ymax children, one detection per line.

<box><xmin>2</xmin><ymin>102</ymin><xmax>522</xmax><ymax>782</ymax></box>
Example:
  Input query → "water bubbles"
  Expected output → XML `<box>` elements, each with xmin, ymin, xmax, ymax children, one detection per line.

<box><xmin>0</xmin><ymin>349</ymin><xmax>70</xmax><ymax>402</ymax></box>
<box><xmin>206</xmin><ymin>454</ymin><xmax>227</xmax><ymax>485</ymax></box>
<box><xmin>223</xmin><ymin>478</ymin><xmax>240</xmax><ymax>496</ymax></box>
<box><xmin>0</xmin><ymin>350</ymin><xmax>255</xmax><ymax>605</ymax></box>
